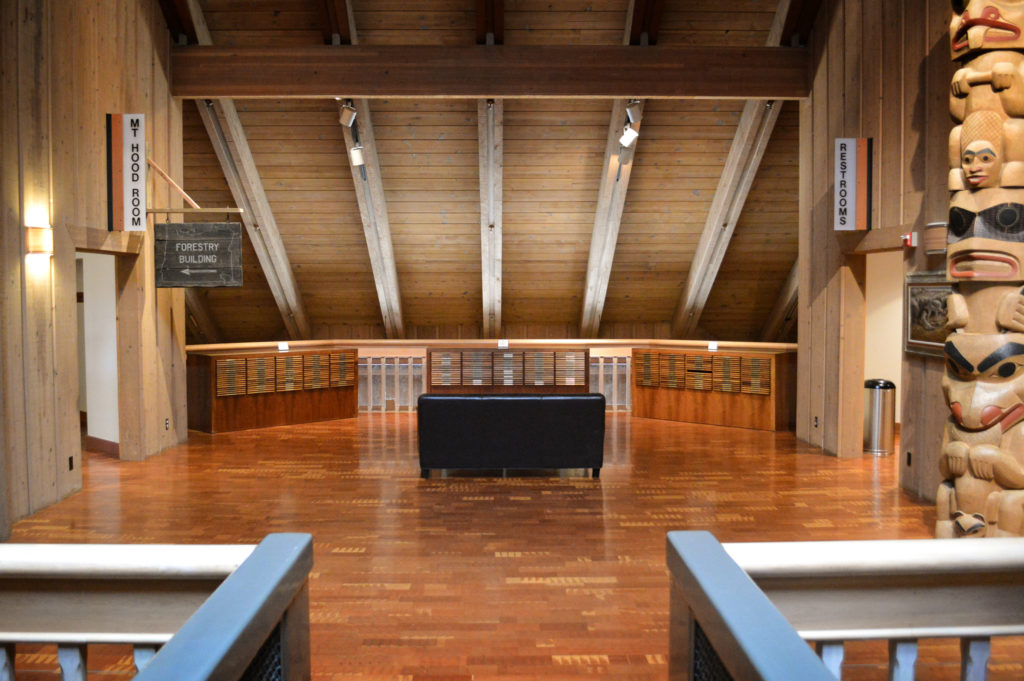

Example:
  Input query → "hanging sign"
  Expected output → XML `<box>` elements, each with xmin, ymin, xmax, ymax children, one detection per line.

<box><xmin>106</xmin><ymin>113</ymin><xmax>147</xmax><ymax>232</ymax></box>
<box><xmin>154</xmin><ymin>223</ymin><xmax>243</xmax><ymax>288</ymax></box>
<box><xmin>834</xmin><ymin>137</ymin><xmax>873</xmax><ymax>231</ymax></box>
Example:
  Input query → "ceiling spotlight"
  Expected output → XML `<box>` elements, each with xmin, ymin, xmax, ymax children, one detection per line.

<box><xmin>619</xmin><ymin>124</ymin><xmax>639</xmax><ymax>148</ymax></box>
<box><xmin>349</xmin><ymin>144</ymin><xmax>365</xmax><ymax>166</ymax></box>
<box><xmin>339</xmin><ymin>102</ymin><xmax>357</xmax><ymax>127</ymax></box>
<box><xmin>625</xmin><ymin>99</ymin><xmax>642</xmax><ymax>124</ymax></box>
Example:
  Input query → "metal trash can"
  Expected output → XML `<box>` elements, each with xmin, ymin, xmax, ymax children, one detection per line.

<box><xmin>863</xmin><ymin>378</ymin><xmax>896</xmax><ymax>456</ymax></box>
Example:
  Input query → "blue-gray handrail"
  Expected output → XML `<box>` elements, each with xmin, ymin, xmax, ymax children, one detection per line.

<box><xmin>134</xmin><ymin>533</ymin><xmax>313</xmax><ymax>681</ymax></box>
<box><xmin>666</xmin><ymin>530</ymin><xmax>834</xmax><ymax>681</ymax></box>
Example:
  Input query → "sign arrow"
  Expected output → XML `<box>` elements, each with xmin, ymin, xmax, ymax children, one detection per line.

<box><xmin>181</xmin><ymin>268</ymin><xmax>218</xmax><ymax>276</ymax></box>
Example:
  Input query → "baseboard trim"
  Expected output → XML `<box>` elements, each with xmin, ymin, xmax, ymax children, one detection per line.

<box><xmin>85</xmin><ymin>435</ymin><xmax>119</xmax><ymax>457</ymax></box>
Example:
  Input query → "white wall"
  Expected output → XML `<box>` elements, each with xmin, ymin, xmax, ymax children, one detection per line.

<box><xmin>76</xmin><ymin>259</ymin><xmax>86</xmax><ymax>414</ymax></box>
<box><xmin>865</xmin><ymin>250</ymin><xmax>904</xmax><ymax>423</ymax></box>
<box><xmin>80</xmin><ymin>253</ymin><xmax>119</xmax><ymax>442</ymax></box>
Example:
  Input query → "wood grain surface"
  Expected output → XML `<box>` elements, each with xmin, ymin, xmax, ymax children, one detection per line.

<box><xmin>8</xmin><ymin>414</ymin><xmax>1023</xmax><ymax>679</ymax></box>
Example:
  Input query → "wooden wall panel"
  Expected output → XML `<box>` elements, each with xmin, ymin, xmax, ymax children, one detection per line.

<box><xmin>700</xmin><ymin>102</ymin><xmax>799</xmax><ymax>341</ymax></box>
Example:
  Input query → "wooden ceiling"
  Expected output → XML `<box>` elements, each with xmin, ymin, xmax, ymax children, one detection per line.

<box><xmin>170</xmin><ymin>0</ymin><xmax>808</xmax><ymax>343</ymax></box>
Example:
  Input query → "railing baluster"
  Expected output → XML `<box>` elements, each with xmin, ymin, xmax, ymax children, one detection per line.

<box><xmin>0</xmin><ymin>644</ymin><xmax>14</xmax><ymax>681</ymax></box>
<box><xmin>815</xmin><ymin>640</ymin><xmax>845</xmax><ymax>680</ymax></box>
<box><xmin>888</xmin><ymin>639</ymin><xmax>917</xmax><ymax>681</ymax></box>
<box><xmin>961</xmin><ymin>637</ymin><xmax>991</xmax><ymax>681</ymax></box>
<box><xmin>57</xmin><ymin>645</ymin><xmax>87</xmax><ymax>681</ymax></box>
<box><xmin>133</xmin><ymin>645</ymin><xmax>159</xmax><ymax>672</ymax></box>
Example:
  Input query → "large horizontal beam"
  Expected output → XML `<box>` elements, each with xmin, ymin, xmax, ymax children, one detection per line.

<box><xmin>170</xmin><ymin>45</ymin><xmax>809</xmax><ymax>100</ymax></box>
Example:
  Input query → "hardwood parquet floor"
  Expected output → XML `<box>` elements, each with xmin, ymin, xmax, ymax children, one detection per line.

<box><xmin>9</xmin><ymin>414</ymin><xmax>1024</xmax><ymax>680</ymax></box>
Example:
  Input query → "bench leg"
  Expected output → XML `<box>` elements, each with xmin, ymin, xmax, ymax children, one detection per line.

<box><xmin>592</xmin><ymin>467</ymin><xmax>601</xmax><ymax>478</ymax></box>
<box><xmin>420</xmin><ymin>469</ymin><xmax>429</xmax><ymax>479</ymax></box>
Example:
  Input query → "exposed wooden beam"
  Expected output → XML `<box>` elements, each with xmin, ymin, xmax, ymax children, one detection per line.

<box><xmin>320</xmin><ymin>0</ymin><xmax>352</xmax><ymax>45</ymax></box>
<box><xmin>478</xmin><ymin>99</ymin><xmax>503</xmax><ymax>338</ymax></box>
<box><xmin>627</xmin><ymin>0</ymin><xmax>665</xmax><ymax>45</ymax></box>
<box><xmin>185</xmin><ymin>0</ymin><xmax>311</xmax><ymax>340</ymax></box>
<box><xmin>475</xmin><ymin>0</ymin><xmax>504</xmax><ymax>45</ymax></box>
<box><xmin>67</xmin><ymin>225</ymin><xmax>144</xmax><ymax>255</ymax></box>
<box><xmin>184</xmin><ymin>289</ymin><xmax>222</xmax><ymax>344</ymax></box>
<box><xmin>155</xmin><ymin>0</ymin><xmax>196</xmax><ymax>44</ymax></box>
<box><xmin>170</xmin><ymin>45</ymin><xmax>809</xmax><ymax>100</ymax></box>
<box><xmin>760</xmin><ymin>260</ymin><xmax>799</xmax><ymax>342</ymax></box>
<box><xmin>671</xmin><ymin>0</ymin><xmax>793</xmax><ymax>339</ymax></box>
<box><xmin>340</xmin><ymin>101</ymin><xmax>405</xmax><ymax>339</ymax></box>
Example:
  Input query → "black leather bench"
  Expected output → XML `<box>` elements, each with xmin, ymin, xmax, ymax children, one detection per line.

<box><xmin>417</xmin><ymin>393</ymin><xmax>606</xmax><ymax>478</ymax></box>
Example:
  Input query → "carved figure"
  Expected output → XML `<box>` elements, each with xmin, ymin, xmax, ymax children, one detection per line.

<box><xmin>937</xmin><ymin>332</ymin><xmax>1024</xmax><ymax>536</ymax></box>
<box><xmin>951</xmin><ymin>0</ymin><xmax>1024</xmax><ymax>60</ymax></box>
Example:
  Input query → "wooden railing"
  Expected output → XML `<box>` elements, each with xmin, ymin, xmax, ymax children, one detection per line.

<box><xmin>668</xmin><ymin>531</ymin><xmax>1024</xmax><ymax>681</ymax></box>
<box><xmin>0</xmin><ymin>533</ymin><xmax>312</xmax><ymax>681</ymax></box>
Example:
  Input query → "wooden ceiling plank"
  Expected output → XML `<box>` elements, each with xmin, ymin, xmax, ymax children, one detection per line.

<box><xmin>670</xmin><ymin>0</ymin><xmax>793</xmax><ymax>339</ymax></box>
<box><xmin>170</xmin><ymin>44</ymin><xmax>809</xmax><ymax>100</ymax></box>
<box><xmin>186</xmin><ymin>0</ymin><xmax>311</xmax><ymax>340</ymax></box>
<box><xmin>478</xmin><ymin>99</ymin><xmax>503</xmax><ymax>338</ymax></box>
<box><xmin>340</xmin><ymin>100</ymin><xmax>405</xmax><ymax>339</ymax></box>
<box><xmin>184</xmin><ymin>289</ymin><xmax>223</xmax><ymax>344</ymax></box>
<box><xmin>760</xmin><ymin>260</ymin><xmax>798</xmax><ymax>341</ymax></box>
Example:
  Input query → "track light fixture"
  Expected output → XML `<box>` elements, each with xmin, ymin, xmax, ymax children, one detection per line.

<box><xmin>349</xmin><ymin>143</ymin><xmax>365</xmax><ymax>166</ymax></box>
<box><xmin>625</xmin><ymin>99</ymin><xmax>642</xmax><ymax>125</ymax></box>
<box><xmin>339</xmin><ymin>100</ymin><xmax>357</xmax><ymax>127</ymax></box>
<box><xmin>619</xmin><ymin>124</ymin><xmax>639</xmax><ymax>148</ymax></box>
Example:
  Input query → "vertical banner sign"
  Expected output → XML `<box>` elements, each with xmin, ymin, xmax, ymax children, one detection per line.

<box><xmin>106</xmin><ymin>113</ymin><xmax>146</xmax><ymax>231</ymax></box>
<box><xmin>834</xmin><ymin>137</ymin><xmax>873</xmax><ymax>231</ymax></box>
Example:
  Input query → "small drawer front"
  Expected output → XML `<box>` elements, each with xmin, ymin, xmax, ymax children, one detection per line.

<box><xmin>276</xmin><ymin>355</ymin><xmax>303</xmax><ymax>392</ymax></box>
<box><xmin>462</xmin><ymin>350</ymin><xmax>493</xmax><ymax>386</ymax></box>
<box><xmin>430</xmin><ymin>351</ymin><xmax>462</xmax><ymax>386</ymax></box>
<box><xmin>303</xmin><ymin>353</ymin><xmax>330</xmax><ymax>389</ymax></box>
<box><xmin>686</xmin><ymin>370</ymin><xmax>713</xmax><ymax>391</ymax></box>
<box><xmin>215</xmin><ymin>358</ymin><xmax>247</xmax><ymax>397</ymax></box>
<box><xmin>713</xmin><ymin>355</ymin><xmax>741</xmax><ymax>393</ymax></box>
<box><xmin>555</xmin><ymin>351</ymin><xmax>587</xmax><ymax>386</ymax></box>
<box><xmin>246</xmin><ymin>357</ymin><xmax>275</xmax><ymax>394</ymax></box>
<box><xmin>492</xmin><ymin>351</ymin><xmax>524</xmax><ymax>386</ymax></box>
<box><xmin>742</xmin><ymin>357</ymin><xmax>772</xmax><ymax>395</ymax></box>
<box><xmin>330</xmin><ymin>351</ymin><xmax>357</xmax><ymax>387</ymax></box>
<box><xmin>634</xmin><ymin>350</ymin><xmax>660</xmax><ymax>387</ymax></box>
<box><xmin>659</xmin><ymin>353</ymin><xmax>685</xmax><ymax>389</ymax></box>
<box><xmin>523</xmin><ymin>351</ymin><xmax>555</xmax><ymax>386</ymax></box>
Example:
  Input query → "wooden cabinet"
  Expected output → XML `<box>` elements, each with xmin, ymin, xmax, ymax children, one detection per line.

<box><xmin>632</xmin><ymin>348</ymin><xmax>795</xmax><ymax>431</ymax></box>
<box><xmin>426</xmin><ymin>348</ymin><xmax>590</xmax><ymax>394</ymax></box>
<box><xmin>188</xmin><ymin>347</ymin><xmax>358</xmax><ymax>433</ymax></box>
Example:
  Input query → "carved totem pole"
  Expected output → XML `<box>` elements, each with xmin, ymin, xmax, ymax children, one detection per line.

<box><xmin>937</xmin><ymin>0</ymin><xmax>1024</xmax><ymax>537</ymax></box>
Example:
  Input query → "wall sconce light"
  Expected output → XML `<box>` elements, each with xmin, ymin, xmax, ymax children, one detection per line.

<box><xmin>339</xmin><ymin>101</ymin><xmax>357</xmax><ymax>127</ymax></box>
<box><xmin>25</xmin><ymin>226</ymin><xmax>54</xmax><ymax>255</ymax></box>
<box><xmin>619</xmin><ymin>124</ymin><xmax>639</xmax><ymax>148</ymax></box>
<box><xmin>349</xmin><ymin>144</ymin><xmax>365</xmax><ymax>166</ymax></box>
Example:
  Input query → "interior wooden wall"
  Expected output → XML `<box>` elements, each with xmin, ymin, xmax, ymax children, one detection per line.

<box><xmin>799</xmin><ymin>0</ymin><xmax>951</xmax><ymax>464</ymax></box>
<box><xmin>0</xmin><ymin>0</ymin><xmax>186</xmax><ymax>539</ymax></box>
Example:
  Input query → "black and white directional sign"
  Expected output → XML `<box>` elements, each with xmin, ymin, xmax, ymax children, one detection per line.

<box><xmin>155</xmin><ymin>223</ymin><xmax>243</xmax><ymax>288</ymax></box>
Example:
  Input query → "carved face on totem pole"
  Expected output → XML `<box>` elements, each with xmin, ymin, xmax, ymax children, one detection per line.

<box><xmin>944</xmin><ymin>333</ymin><xmax>1024</xmax><ymax>432</ymax></box>
<box><xmin>947</xmin><ymin>188</ymin><xmax>1024</xmax><ymax>281</ymax></box>
<box><xmin>951</xmin><ymin>0</ymin><xmax>1024</xmax><ymax>59</ymax></box>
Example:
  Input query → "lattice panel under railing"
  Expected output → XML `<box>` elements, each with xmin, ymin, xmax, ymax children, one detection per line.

<box><xmin>524</xmin><ymin>351</ymin><xmax>555</xmax><ymax>386</ymax></box>
<box><xmin>633</xmin><ymin>350</ymin><xmax>660</xmax><ymax>387</ymax></box>
<box><xmin>693</xmin><ymin>623</ymin><xmax>734</xmax><ymax>681</ymax></box>
<box><xmin>430</xmin><ymin>351</ymin><xmax>462</xmax><ymax>386</ymax></box>
<box><xmin>303</xmin><ymin>353</ymin><xmax>330</xmax><ymax>390</ymax></box>
<box><xmin>246</xmin><ymin>357</ymin><xmax>275</xmax><ymax>394</ymax></box>
<box><xmin>687</xmin><ymin>370</ymin><xmax>713</xmax><ymax>391</ymax></box>
<box><xmin>687</xmin><ymin>354</ymin><xmax>713</xmax><ymax>372</ymax></box>
<box><xmin>462</xmin><ymin>351</ymin><xmax>493</xmax><ymax>386</ymax></box>
<box><xmin>492</xmin><ymin>351</ymin><xmax>524</xmax><ymax>386</ymax></box>
<box><xmin>275</xmin><ymin>355</ymin><xmax>303</xmax><ymax>392</ymax></box>
<box><xmin>741</xmin><ymin>357</ymin><xmax>772</xmax><ymax>395</ymax></box>
<box><xmin>330</xmin><ymin>350</ymin><xmax>357</xmax><ymax>387</ymax></box>
<box><xmin>555</xmin><ymin>351</ymin><xmax>587</xmax><ymax>386</ymax></box>
<box><xmin>660</xmin><ymin>353</ymin><xmax>685</xmax><ymax>389</ymax></box>
<box><xmin>216</xmin><ymin>358</ymin><xmax>247</xmax><ymax>396</ymax></box>
<box><xmin>713</xmin><ymin>356</ymin><xmax>741</xmax><ymax>393</ymax></box>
